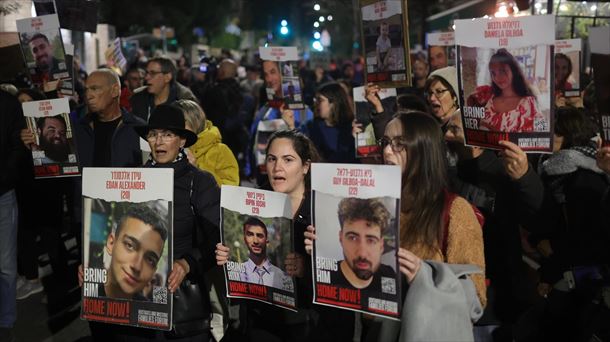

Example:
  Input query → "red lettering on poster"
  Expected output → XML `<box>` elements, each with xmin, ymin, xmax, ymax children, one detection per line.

<box><xmin>484</xmin><ymin>20</ymin><xmax>523</xmax><ymax>46</ymax></box>
<box><xmin>229</xmin><ymin>282</ymin><xmax>248</xmax><ymax>294</ymax></box>
<box><xmin>338</xmin><ymin>288</ymin><xmax>361</xmax><ymax>304</ymax></box>
<box><xmin>317</xmin><ymin>284</ymin><xmax>338</xmax><ymax>299</ymax></box>
<box><xmin>245</xmin><ymin>191</ymin><xmax>266</xmax><ymax>211</ymax></box>
<box><xmin>83</xmin><ymin>298</ymin><xmax>106</xmax><ymax>315</ymax></box>
<box><xmin>248</xmin><ymin>284</ymin><xmax>267</xmax><ymax>297</ymax></box>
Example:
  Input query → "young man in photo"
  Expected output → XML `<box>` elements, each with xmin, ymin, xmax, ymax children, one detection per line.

<box><xmin>28</xmin><ymin>33</ymin><xmax>64</xmax><ymax>81</ymax></box>
<box><xmin>428</xmin><ymin>45</ymin><xmax>448</xmax><ymax>72</ymax></box>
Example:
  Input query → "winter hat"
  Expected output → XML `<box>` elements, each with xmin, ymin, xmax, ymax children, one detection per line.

<box><xmin>428</xmin><ymin>66</ymin><xmax>459</xmax><ymax>99</ymax></box>
<box><xmin>135</xmin><ymin>104</ymin><xmax>198</xmax><ymax>147</ymax></box>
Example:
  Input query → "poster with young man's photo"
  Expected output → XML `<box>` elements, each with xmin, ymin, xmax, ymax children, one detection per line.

<box><xmin>555</xmin><ymin>39</ymin><xmax>581</xmax><ymax>98</ymax></box>
<box><xmin>16</xmin><ymin>14</ymin><xmax>69</xmax><ymax>86</ymax></box>
<box><xmin>81</xmin><ymin>168</ymin><xmax>173</xmax><ymax>330</ymax></box>
<box><xmin>22</xmin><ymin>98</ymin><xmax>79</xmax><ymax>178</ymax></box>
<box><xmin>353</xmin><ymin>86</ymin><xmax>397</xmax><ymax>158</ymax></box>
<box><xmin>427</xmin><ymin>31</ymin><xmax>455</xmax><ymax>71</ymax></box>
<box><xmin>220</xmin><ymin>185</ymin><xmax>297</xmax><ymax>310</ymax></box>
<box><xmin>311</xmin><ymin>163</ymin><xmax>402</xmax><ymax>320</ymax></box>
<box><xmin>259</xmin><ymin>46</ymin><xmax>305</xmax><ymax>109</ymax></box>
<box><xmin>455</xmin><ymin>15</ymin><xmax>554</xmax><ymax>153</ymax></box>
<box><xmin>360</xmin><ymin>0</ymin><xmax>411</xmax><ymax>88</ymax></box>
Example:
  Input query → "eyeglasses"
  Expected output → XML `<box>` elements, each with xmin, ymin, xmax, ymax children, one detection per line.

<box><xmin>145</xmin><ymin>70</ymin><xmax>165</xmax><ymax>77</ymax></box>
<box><xmin>146</xmin><ymin>131</ymin><xmax>177</xmax><ymax>142</ymax></box>
<box><xmin>377</xmin><ymin>136</ymin><xmax>407</xmax><ymax>152</ymax></box>
<box><xmin>425</xmin><ymin>88</ymin><xmax>450</xmax><ymax>99</ymax></box>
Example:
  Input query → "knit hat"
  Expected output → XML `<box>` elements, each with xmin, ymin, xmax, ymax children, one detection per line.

<box><xmin>428</xmin><ymin>66</ymin><xmax>459</xmax><ymax>99</ymax></box>
<box><xmin>135</xmin><ymin>104</ymin><xmax>198</xmax><ymax>147</ymax></box>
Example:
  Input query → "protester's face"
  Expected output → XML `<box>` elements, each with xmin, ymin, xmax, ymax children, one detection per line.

<box><xmin>429</xmin><ymin>46</ymin><xmax>447</xmax><ymax>71</ymax></box>
<box><xmin>29</xmin><ymin>37</ymin><xmax>53</xmax><ymax>70</ymax></box>
<box><xmin>383</xmin><ymin>118</ymin><xmax>407</xmax><ymax>174</ymax></box>
<box><xmin>427</xmin><ymin>80</ymin><xmax>455</xmax><ymax>123</ymax></box>
<box><xmin>315</xmin><ymin>94</ymin><xmax>333</xmax><ymax>120</ymax></box>
<box><xmin>86</xmin><ymin>72</ymin><xmax>119</xmax><ymax>113</ymax></box>
<box><xmin>244</xmin><ymin>225</ymin><xmax>268</xmax><ymax>257</ymax></box>
<box><xmin>413</xmin><ymin>60</ymin><xmax>428</xmax><ymax>80</ymax></box>
<box><xmin>263</xmin><ymin>61</ymin><xmax>281</xmax><ymax>94</ymax></box>
<box><xmin>266</xmin><ymin>138</ymin><xmax>309</xmax><ymax>197</ymax></box>
<box><xmin>489</xmin><ymin>62</ymin><xmax>513</xmax><ymax>93</ymax></box>
<box><xmin>106</xmin><ymin>217</ymin><xmax>164</xmax><ymax>297</ymax></box>
<box><xmin>555</xmin><ymin>58</ymin><xmax>570</xmax><ymax>84</ymax></box>
<box><xmin>126</xmin><ymin>70</ymin><xmax>143</xmax><ymax>91</ymax></box>
<box><xmin>18</xmin><ymin>93</ymin><xmax>33</xmax><ymax>103</ymax></box>
<box><xmin>145</xmin><ymin>62</ymin><xmax>170</xmax><ymax>95</ymax></box>
<box><xmin>339</xmin><ymin>219</ymin><xmax>383</xmax><ymax>281</ymax></box>
<box><xmin>147</xmin><ymin>129</ymin><xmax>185</xmax><ymax>164</ymax></box>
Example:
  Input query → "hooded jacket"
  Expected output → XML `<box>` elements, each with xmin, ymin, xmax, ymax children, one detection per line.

<box><xmin>190</xmin><ymin>120</ymin><xmax>239</xmax><ymax>186</ymax></box>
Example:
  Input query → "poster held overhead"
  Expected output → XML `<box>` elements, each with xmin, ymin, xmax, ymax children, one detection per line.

<box><xmin>427</xmin><ymin>31</ymin><xmax>455</xmax><ymax>70</ymax></box>
<box><xmin>259</xmin><ymin>46</ymin><xmax>305</xmax><ymax>110</ymax></box>
<box><xmin>591</xmin><ymin>54</ymin><xmax>610</xmax><ymax>145</ymax></box>
<box><xmin>455</xmin><ymin>15</ymin><xmax>554</xmax><ymax>153</ymax></box>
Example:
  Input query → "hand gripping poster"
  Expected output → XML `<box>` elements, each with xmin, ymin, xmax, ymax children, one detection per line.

<box><xmin>311</xmin><ymin>163</ymin><xmax>401</xmax><ymax>319</ymax></box>
<box><xmin>259</xmin><ymin>46</ymin><xmax>305</xmax><ymax>110</ymax></box>
<box><xmin>81</xmin><ymin>168</ymin><xmax>173</xmax><ymax>330</ymax></box>
<box><xmin>353</xmin><ymin>86</ymin><xmax>397</xmax><ymax>158</ymax></box>
<box><xmin>360</xmin><ymin>0</ymin><xmax>411</xmax><ymax>88</ymax></box>
<box><xmin>554</xmin><ymin>39</ymin><xmax>581</xmax><ymax>98</ymax></box>
<box><xmin>22</xmin><ymin>98</ymin><xmax>79</xmax><ymax>178</ymax></box>
<box><xmin>455</xmin><ymin>15</ymin><xmax>554</xmax><ymax>153</ymax></box>
<box><xmin>16</xmin><ymin>14</ymin><xmax>69</xmax><ymax>86</ymax></box>
<box><xmin>427</xmin><ymin>31</ymin><xmax>456</xmax><ymax>70</ymax></box>
<box><xmin>220</xmin><ymin>185</ymin><xmax>296</xmax><ymax>310</ymax></box>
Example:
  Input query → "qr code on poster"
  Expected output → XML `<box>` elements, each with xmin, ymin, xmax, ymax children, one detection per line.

<box><xmin>153</xmin><ymin>286</ymin><xmax>167</xmax><ymax>304</ymax></box>
<box><xmin>381</xmin><ymin>277</ymin><xmax>396</xmax><ymax>295</ymax></box>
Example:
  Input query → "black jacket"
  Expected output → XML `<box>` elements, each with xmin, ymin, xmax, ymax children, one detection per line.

<box><xmin>0</xmin><ymin>90</ymin><xmax>27</xmax><ymax>195</ymax></box>
<box><xmin>130</xmin><ymin>82</ymin><xmax>197</xmax><ymax>122</ymax></box>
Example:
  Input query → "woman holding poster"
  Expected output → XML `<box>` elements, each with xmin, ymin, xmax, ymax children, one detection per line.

<box><xmin>479</xmin><ymin>49</ymin><xmax>544</xmax><ymax>133</ymax></box>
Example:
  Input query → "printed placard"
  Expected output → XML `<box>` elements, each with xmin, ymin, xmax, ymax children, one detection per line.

<box><xmin>22</xmin><ymin>98</ymin><xmax>79</xmax><ymax>178</ymax></box>
<box><xmin>81</xmin><ymin>168</ymin><xmax>173</xmax><ymax>330</ymax></box>
<box><xmin>17</xmin><ymin>14</ymin><xmax>69</xmax><ymax>85</ymax></box>
<box><xmin>105</xmin><ymin>38</ymin><xmax>128</xmax><ymax>75</ymax></box>
<box><xmin>311</xmin><ymin>163</ymin><xmax>401</xmax><ymax>320</ymax></box>
<box><xmin>353</xmin><ymin>86</ymin><xmax>397</xmax><ymax>158</ymax></box>
<box><xmin>259</xmin><ymin>46</ymin><xmax>305</xmax><ymax>109</ymax></box>
<box><xmin>220</xmin><ymin>185</ymin><xmax>296</xmax><ymax>310</ymax></box>
<box><xmin>555</xmin><ymin>39</ymin><xmax>581</xmax><ymax>97</ymax></box>
<box><xmin>360</xmin><ymin>0</ymin><xmax>411</xmax><ymax>88</ymax></box>
<box><xmin>427</xmin><ymin>31</ymin><xmax>456</xmax><ymax>70</ymax></box>
<box><xmin>455</xmin><ymin>15</ymin><xmax>554</xmax><ymax>153</ymax></box>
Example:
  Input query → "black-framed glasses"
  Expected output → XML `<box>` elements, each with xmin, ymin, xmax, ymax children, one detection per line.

<box><xmin>146</xmin><ymin>130</ymin><xmax>177</xmax><ymax>142</ymax></box>
<box><xmin>145</xmin><ymin>70</ymin><xmax>165</xmax><ymax>77</ymax></box>
<box><xmin>377</xmin><ymin>136</ymin><xmax>407</xmax><ymax>152</ymax></box>
<box><xmin>424</xmin><ymin>88</ymin><xmax>450</xmax><ymax>99</ymax></box>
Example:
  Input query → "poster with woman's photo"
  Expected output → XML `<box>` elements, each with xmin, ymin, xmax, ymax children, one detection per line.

<box><xmin>81</xmin><ymin>168</ymin><xmax>173</xmax><ymax>330</ymax></box>
<box><xmin>311</xmin><ymin>163</ymin><xmax>401</xmax><ymax>320</ymax></box>
<box><xmin>16</xmin><ymin>14</ymin><xmax>69</xmax><ymax>86</ymax></box>
<box><xmin>427</xmin><ymin>31</ymin><xmax>456</xmax><ymax>70</ymax></box>
<box><xmin>360</xmin><ymin>0</ymin><xmax>411</xmax><ymax>88</ymax></box>
<box><xmin>555</xmin><ymin>39</ymin><xmax>581</xmax><ymax>98</ymax></box>
<box><xmin>220</xmin><ymin>185</ymin><xmax>296</xmax><ymax>310</ymax></box>
<box><xmin>22</xmin><ymin>98</ymin><xmax>79</xmax><ymax>178</ymax></box>
<box><xmin>353</xmin><ymin>86</ymin><xmax>397</xmax><ymax>158</ymax></box>
<box><xmin>455</xmin><ymin>15</ymin><xmax>554</xmax><ymax>153</ymax></box>
<box><xmin>259</xmin><ymin>46</ymin><xmax>305</xmax><ymax>109</ymax></box>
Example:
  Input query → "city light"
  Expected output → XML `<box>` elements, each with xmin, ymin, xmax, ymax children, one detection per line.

<box><xmin>319</xmin><ymin>16</ymin><xmax>325</xmax><ymax>22</ymax></box>
<box><xmin>314</xmin><ymin>4</ymin><xmax>320</xmax><ymax>11</ymax></box>
<box><xmin>314</xmin><ymin>31</ymin><xmax>321</xmax><ymax>39</ymax></box>
<box><xmin>591</xmin><ymin>5</ymin><xmax>597</xmax><ymax>11</ymax></box>
<box><xmin>314</xmin><ymin>21</ymin><xmax>320</xmax><ymax>28</ymax></box>
<box><xmin>327</xmin><ymin>15</ymin><xmax>333</xmax><ymax>21</ymax></box>
<box><xmin>281</xmin><ymin>20</ymin><xmax>288</xmax><ymax>27</ymax></box>
<box><xmin>280</xmin><ymin>26</ymin><xmax>289</xmax><ymax>35</ymax></box>
<box><xmin>312</xmin><ymin>40</ymin><xmax>323</xmax><ymax>51</ymax></box>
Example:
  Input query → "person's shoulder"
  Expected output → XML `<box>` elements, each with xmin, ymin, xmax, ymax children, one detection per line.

<box><xmin>190</xmin><ymin>164</ymin><xmax>220</xmax><ymax>189</ymax></box>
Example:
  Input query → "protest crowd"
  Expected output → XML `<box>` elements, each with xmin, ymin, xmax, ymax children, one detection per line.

<box><xmin>1</xmin><ymin>4</ymin><xmax>610</xmax><ymax>342</ymax></box>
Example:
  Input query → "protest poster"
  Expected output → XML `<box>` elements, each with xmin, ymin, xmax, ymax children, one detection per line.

<box><xmin>259</xmin><ymin>46</ymin><xmax>305</xmax><ymax>109</ymax></box>
<box><xmin>353</xmin><ymin>86</ymin><xmax>397</xmax><ymax>158</ymax></box>
<box><xmin>22</xmin><ymin>98</ymin><xmax>79</xmax><ymax>178</ymax></box>
<box><xmin>220</xmin><ymin>185</ymin><xmax>296</xmax><ymax>310</ymax></box>
<box><xmin>359</xmin><ymin>0</ymin><xmax>411</xmax><ymax>88</ymax></box>
<box><xmin>311</xmin><ymin>163</ymin><xmax>401</xmax><ymax>319</ymax></box>
<box><xmin>555</xmin><ymin>39</ymin><xmax>581</xmax><ymax>98</ymax></box>
<box><xmin>427</xmin><ymin>31</ymin><xmax>455</xmax><ymax>70</ymax></box>
<box><xmin>35</xmin><ymin>0</ymin><xmax>99</xmax><ymax>33</ymax></box>
<box><xmin>105</xmin><ymin>38</ymin><xmax>128</xmax><ymax>76</ymax></box>
<box><xmin>455</xmin><ymin>15</ymin><xmax>554</xmax><ymax>153</ymax></box>
<box><xmin>254</xmin><ymin>117</ymin><xmax>288</xmax><ymax>177</ymax></box>
<box><xmin>591</xmin><ymin>54</ymin><xmax>610</xmax><ymax>145</ymax></box>
<box><xmin>81</xmin><ymin>168</ymin><xmax>173</xmax><ymax>330</ymax></box>
<box><xmin>33</xmin><ymin>0</ymin><xmax>57</xmax><ymax>15</ymax></box>
<box><xmin>17</xmin><ymin>14</ymin><xmax>69</xmax><ymax>86</ymax></box>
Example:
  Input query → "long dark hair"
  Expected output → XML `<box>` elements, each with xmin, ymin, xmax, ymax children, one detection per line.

<box><xmin>265</xmin><ymin>129</ymin><xmax>321</xmax><ymax>189</ymax></box>
<box><xmin>489</xmin><ymin>48</ymin><xmax>533</xmax><ymax>97</ymax></box>
<box><xmin>316</xmin><ymin>82</ymin><xmax>354</xmax><ymax>126</ymax></box>
<box><xmin>391</xmin><ymin>111</ymin><xmax>448</xmax><ymax>251</ymax></box>
<box><xmin>554</xmin><ymin>107</ymin><xmax>597</xmax><ymax>149</ymax></box>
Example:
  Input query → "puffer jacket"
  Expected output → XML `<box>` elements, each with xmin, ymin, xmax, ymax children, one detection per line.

<box><xmin>190</xmin><ymin>120</ymin><xmax>239</xmax><ymax>186</ymax></box>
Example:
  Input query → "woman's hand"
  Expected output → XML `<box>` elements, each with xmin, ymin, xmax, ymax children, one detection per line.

<box><xmin>365</xmin><ymin>83</ymin><xmax>384</xmax><ymax>113</ymax></box>
<box><xmin>498</xmin><ymin>140</ymin><xmax>529</xmax><ymax>180</ymax></box>
<box><xmin>597</xmin><ymin>146</ymin><xmax>610</xmax><ymax>175</ymax></box>
<box><xmin>352</xmin><ymin>119</ymin><xmax>364</xmax><ymax>139</ymax></box>
<box><xmin>397</xmin><ymin>248</ymin><xmax>421</xmax><ymax>284</ymax></box>
<box><xmin>78</xmin><ymin>264</ymin><xmax>84</xmax><ymax>287</ymax></box>
<box><xmin>20</xmin><ymin>128</ymin><xmax>37</xmax><ymax>150</ymax></box>
<box><xmin>304</xmin><ymin>225</ymin><xmax>317</xmax><ymax>255</ymax></box>
<box><xmin>284</xmin><ymin>253</ymin><xmax>304</xmax><ymax>278</ymax></box>
<box><xmin>167</xmin><ymin>259</ymin><xmax>190</xmax><ymax>293</ymax></box>
<box><xmin>215</xmin><ymin>243</ymin><xmax>230</xmax><ymax>266</ymax></box>
<box><xmin>281</xmin><ymin>108</ymin><xmax>296</xmax><ymax>129</ymax></box>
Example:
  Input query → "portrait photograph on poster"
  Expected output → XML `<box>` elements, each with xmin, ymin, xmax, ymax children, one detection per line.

<box><xmin>81</xmin><ymin>168</ymin><xmax>174</xmax><ymax>330</ymax></box>
<box><xmin>427</xmin><ymin>31</ymin><xmax>456</xmax><ymax>71</ymax></box>
<box><xmin>360</xmin><ymin>0</ymin><xmax>411</xmax><ymax>88</ymax></box>
<box><xmin>555</xmin><ymin>39</ymin><xmax>581</xmax><ymax>98</ymax></box>
<box><xmin>311</xmin><ymin>163</ymin><xmax>402</xmax><ymax>319</ymax></box>
<box><xmin>221</xmin><ymin>186</ymin><xmax>297</xmax><ymax>310</ymax></box>
<box><xmin>353</xmin><ymin>86</ymin><xmax>397</xmax><ymax>158</ymax></box>
<box><xmin>456</xmin><ymin>15</ymin><xmax>554</xmax><ymax>153</ymax></box>
<box><xmin>259</xmin><ymin>46</ymin><xmax>305</xmax><ymax>109</ymax></box>
<box><xmin>16</xmin><ymin>14</ymin><xmax>69</xmax><ymax>85</ymax></box>
<box><xmin>22</xmin><ymin>98</ymin><xmax>79</xmax><ymax>178</ymax></box>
